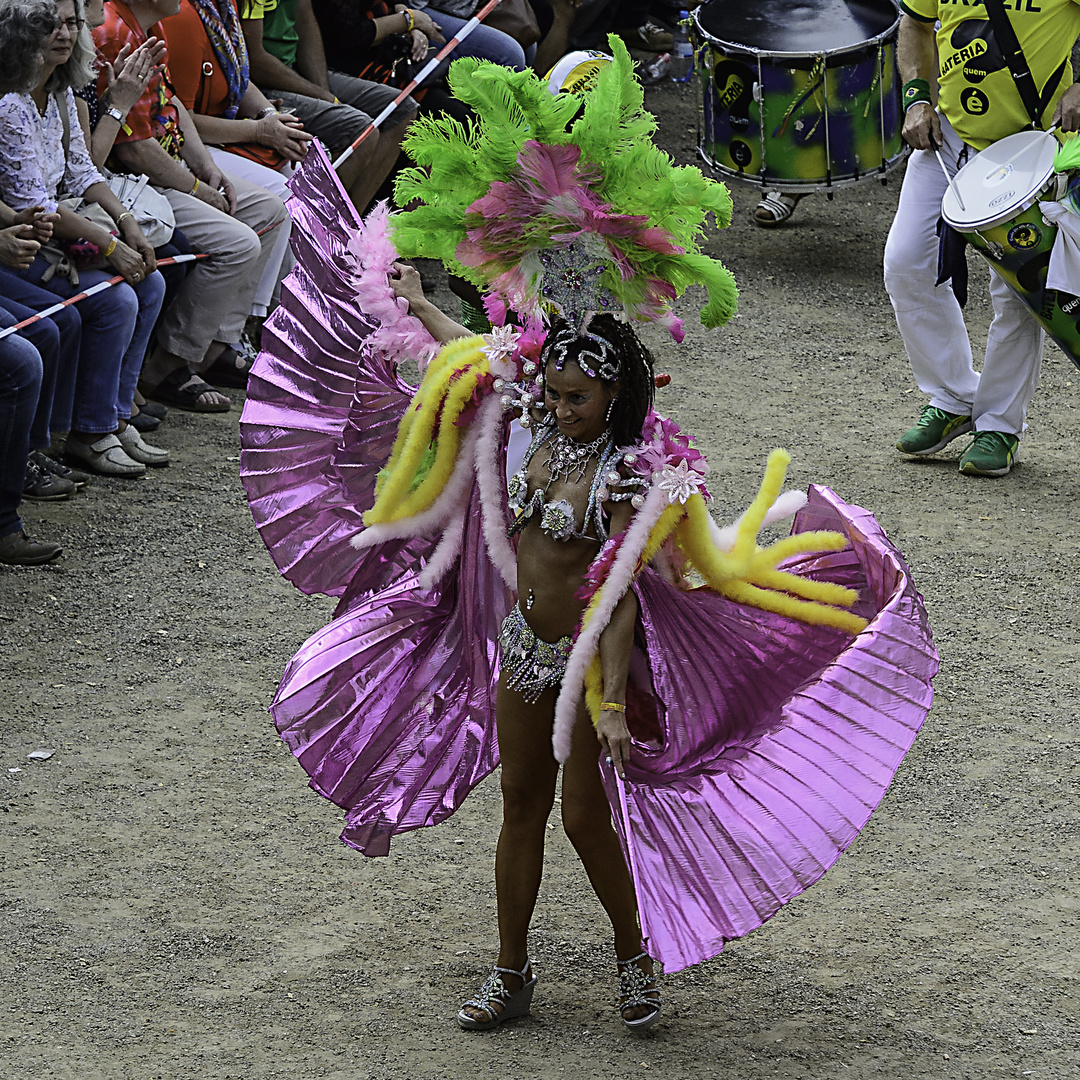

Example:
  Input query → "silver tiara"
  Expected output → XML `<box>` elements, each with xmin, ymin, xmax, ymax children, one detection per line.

<box><xmin>545</xmin><ymin>321</ymin><xmax>620</xmax><ymax>382</ymax></box>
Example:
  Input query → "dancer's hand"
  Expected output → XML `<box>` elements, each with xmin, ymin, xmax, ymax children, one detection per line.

<box><xmin>597</xmin><ymin>709</ymin><xmax>631</xmax><ymax>779</ymax></box>
<box><xmin>389</xmin><ymin>261</ymin><xmax>426</xmax><ymax>307</ymax></box>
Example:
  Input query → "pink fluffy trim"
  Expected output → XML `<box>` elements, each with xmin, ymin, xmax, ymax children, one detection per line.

<box><xmin>473</xmin><ymin>394</ymin><xmax>518</xmax><ymax>592</ymax></box>
<box><xmin>348</xmin><ymin>201</ymin><xmax>440</xmax><ymax>371</ymax></box>
<box><xmin>551</xmin><ymin>483</ymin><xmax>670</xmax><ymax>762</ymax></box>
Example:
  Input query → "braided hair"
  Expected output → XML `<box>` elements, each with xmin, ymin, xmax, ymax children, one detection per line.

<box><xmin>540</xmin><ymin>314</ymin><xmax>655</xmax><ymax>449</ymax></box>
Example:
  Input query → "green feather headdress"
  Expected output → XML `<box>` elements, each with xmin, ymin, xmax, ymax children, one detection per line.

<box><xmin>392</xmin><ymin>36</ymin><xmax>738</xmax><ymax>338</ymax></box>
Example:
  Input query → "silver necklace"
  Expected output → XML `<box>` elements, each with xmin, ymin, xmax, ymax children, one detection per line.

<box><xmin>542</xmin><ymin>428</ymin><xmax>611</xmax><ymax>490</ymax></box>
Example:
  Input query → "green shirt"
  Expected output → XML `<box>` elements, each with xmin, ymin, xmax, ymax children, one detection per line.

<box><xmin>901</xmin><ymin>0</ymin><xmax>1080</xmax><ymax>149</ymax></box>
<box><xmin>242</xmin><ymin>0</ymin><xmax>299</xmax><ymax>69</ymax></box>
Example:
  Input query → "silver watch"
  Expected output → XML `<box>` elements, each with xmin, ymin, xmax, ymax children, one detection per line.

<box><xmin>105</xmin><ymin>106</ymin><xmax>126</xmax><ymax>124</ymax></box>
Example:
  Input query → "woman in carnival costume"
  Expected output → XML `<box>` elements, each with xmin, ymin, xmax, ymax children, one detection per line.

<box><xmin>240</xmin><ymin>38</ymin><xmax>938</xmax><ymax>1033</ymax></box>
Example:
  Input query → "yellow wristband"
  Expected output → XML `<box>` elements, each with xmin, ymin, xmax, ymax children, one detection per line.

<box><xmin>404</xmin><ymin>8</ymin><xmax>415</xmax><ymax>31</ymax></box>
<box><xmin>103</xmin><ymin>237</ymin><xmax>117</xmax><ymax>259</ymax></box>
<box><xmin>600</xmin><ymin>701</ymin><xmax>626</xmax><ymax>713</ymax></box>
<box><xmin>191</xmin><ymin>178</ymin><xmax>200</xmax><ymax>196</ymax></box>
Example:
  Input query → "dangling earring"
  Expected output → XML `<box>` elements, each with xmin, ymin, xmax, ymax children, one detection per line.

<box><xmin>606</xmin><ymin>397</ymin><xmax>617</xmax><ymax>424</ymax></box>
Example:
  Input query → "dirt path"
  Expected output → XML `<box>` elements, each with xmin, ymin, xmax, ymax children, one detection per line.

<box><xmin>2</xmin><ymin>79</ymin><xmax>1078</xmax><ymax>1080</ymax></box>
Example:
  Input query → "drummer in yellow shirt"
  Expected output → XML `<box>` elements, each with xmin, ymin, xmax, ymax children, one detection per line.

<box><xmin>884</xmin><ymin>1</ymin><xmax>1080</xmax><ymax>477</ymax></box>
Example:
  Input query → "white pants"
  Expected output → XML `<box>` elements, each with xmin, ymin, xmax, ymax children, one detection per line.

<box><xmin>209</xmin><ymin>147</ymin><xmax>295</xmax><ymax>318</ymax></box>
<box><xmin>883</xmin><ymin>113</ymin><xmax>1044</xmax><ymax>436</ymax></box>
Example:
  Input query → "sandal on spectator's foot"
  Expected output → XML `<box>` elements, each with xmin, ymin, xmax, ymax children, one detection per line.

<box><xmin>753</xmin><ymin>191</ymin><xmax>802</xmax><ymax>227</ymax></box>
<box><xmin>204</xmin><ymin>346</ymin><xmax>254</xmax><ymax>389</ymax></box>
<box><xmin>141</xmin><ymin>367</ymin><xmax>231</xmax><ymax>413</ymax></box>
<box><xmin>457</xmin><ymin>961</ymin><xmax>536</xmax><ymax>1031</ymax></box>
<box><xmin>617</xmin><ymin>952</ymin><xmax>661</xmax><ymax>1031</ymax></box>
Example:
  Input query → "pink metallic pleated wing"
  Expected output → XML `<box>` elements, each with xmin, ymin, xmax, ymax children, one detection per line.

<box><xmin>240</xmin><ymin>144</ymin><xmax>424</xmax><ymax>597</ymax></box>
<box><xmin>269</xmin><ymin>498</ymin><xmax>511</xmax><ymax>856</ymax></box>
<box><xmin>602</xmin><ymin>486</ymin><xmax>938</xmax><ymax>973</ymax></box>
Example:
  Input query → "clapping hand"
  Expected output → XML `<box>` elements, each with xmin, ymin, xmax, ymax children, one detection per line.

<box><xmin>105</xmin><ymin>37</ymin><xmax>166</xmax><ymax>116</ymax></box>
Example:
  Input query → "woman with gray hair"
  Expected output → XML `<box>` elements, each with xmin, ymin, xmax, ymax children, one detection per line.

<box><xmin>0</xmin><ymin>0</ymin><xmax>58</xmax><ymax>93</ymax></box>
<box><xmin>0</xmin><ymin>0</ymin><xmax>169</xmax><ymax>476</ymax></box>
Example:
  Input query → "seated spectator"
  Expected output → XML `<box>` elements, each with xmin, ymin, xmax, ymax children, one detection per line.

<box><xmin>0</xmin><ymin>0</ymin><xmax>170</xmax><ymax>477</ymax></box>
<box><xmin>311</xmin><ymin>0</ymin><xmax>464</xmax><ymax>121</ymax></box>
<box><xmin>0</xmin><ymin>294</ymin><xmax>59</xmax><ymax>564</ymax></box>
<box><xmin>0</xmin><ymin>207</ymin><xmax>88</xmax><ymax>499</ymax></box>
<box><xmin>160</xmin><ymin>0</ymin><xmax>306</xmax><ymax>338</ymax></box>
<box><xmin>0</xmin><ymin>0</ymin><xmax>70</xmax><ymax>565</ymax></box>
<box><xmin>75</xmin><ymin>0</ymin><xmax>199</xmax><ymax>409</ymax></box>
<box><xmin>239</xmin><ymin>0</ymin><xmax>418</xmax><ymax>213</ymax></box>
<box><xmin>93</xmin><ymin>0</ymin><xmax>291</xmax><ymax>409</ymax></box>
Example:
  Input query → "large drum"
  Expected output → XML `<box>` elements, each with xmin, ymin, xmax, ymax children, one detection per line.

<box><xmin>941</xmin><ymin>129</ymin><xmax>1080</xmax><ymax>369</ymax></box>
<box><xmin>696</xmin><ymin>0</ymin><xmax>904</xmax><ymax>192</ymax></box>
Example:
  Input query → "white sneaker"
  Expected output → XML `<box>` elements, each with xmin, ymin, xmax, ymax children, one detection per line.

<box><xmin>66</xmin><ymin>433</ymin><xmax>146</xmax><ymax>477</ymax></box>
<box><xmin>117</xmin><ymin>424</ymin><xmax>170</xmax><ymax>467</ymax></box>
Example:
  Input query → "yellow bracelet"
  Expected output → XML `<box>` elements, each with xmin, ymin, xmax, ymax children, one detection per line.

<box><xmin>404</xmin><ymin>8</ymin><xmax>415</xmax><ymax>31</ymax></box>
<box><xmin>191</xmin><ymin>178</ymin><xmax>200</xmax><ymax>196</ymax></box>
<box><xmin>103</xmin><ymin>237</ymin><xmax>117</xmax><ymax>259</ymax></box>
<box><xmin>600</xmin><ymin>701</ymin><xmax>626</xmax><ymax>713</ymax></box>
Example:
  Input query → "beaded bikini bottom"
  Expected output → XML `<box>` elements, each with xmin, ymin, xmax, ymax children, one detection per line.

<box><xmin>498</xmin><ymin>604</ymin><xmax>574</xmax><ymax>704</ymax></box>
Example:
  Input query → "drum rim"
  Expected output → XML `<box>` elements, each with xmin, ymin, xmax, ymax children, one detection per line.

<box><xmin>942</xmin><ymin>132</ymin><xmax>1059</xmax><ymax>232</ymax></box>
<box><xmin>693</xmin><ymin>8</ymin><xmax>900</xmax><ymax>59</ymax></box>
<box><xmin>697</xmin><ymin>146</ymin><xmax>909</xmax><ymax>191</ymax></box>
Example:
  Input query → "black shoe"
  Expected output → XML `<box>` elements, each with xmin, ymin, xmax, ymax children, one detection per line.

<box><xmin>139</xmin><ymin>400</ymin><xmax>168</xmax><ymax>420</ymax></box>
<box><xmin>23</xmin><ymin>456</ymin><xmax>75</xmax><ymax>500</ymax></box>
<box><xmin>0</xmin><ymin>529</ymin><xmax>62</xmax><ymax>565</ymax></box>
<box><xmin>30</xmin><ymin>449</ymin><xmax>90</xmax><ymax>489</ymax></box>
<box><xmin>128</xmin><ymin>410</ymin><xmax>161</xmax><ymax>433</ymax></box>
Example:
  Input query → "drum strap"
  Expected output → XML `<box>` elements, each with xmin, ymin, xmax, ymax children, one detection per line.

<box><xmin>982</xmin><ymin>0</ymin><xmax>1068</xmax><ymax>128</ymax></box>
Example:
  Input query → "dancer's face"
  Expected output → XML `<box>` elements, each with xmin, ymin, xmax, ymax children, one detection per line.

<box><xmin>543</xmin><ymin>360</ymin><xmax>616</xmax><ymax>443</ymax></box>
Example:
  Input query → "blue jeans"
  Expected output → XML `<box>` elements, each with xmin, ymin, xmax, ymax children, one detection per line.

<box><xmin>0</xmin><ymin>269</ymin><xmax>81</xmax><ymax>447</ymax></box>
<box><xmin>6</xmin><ymin>260</ymin><xmax>165</xmax><ymax>435</ymax></box>
<box><xmin>0</xmin><ymin>305</ymin><xmax>44</xmax><ymax>539</ymax></box>
<box><xmin>428</xmin><ymin>11</ymin><xmax>529</xmax><ymax>70</ymax></box>
<box><xmin>0</xmin><ymin>291</ymin><xmax>63</xmax><ymax>452</ymax></box>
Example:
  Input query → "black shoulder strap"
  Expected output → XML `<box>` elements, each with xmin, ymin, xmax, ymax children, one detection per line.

<box><xmin>981</xmin><ymin>0</ymin><xmax>1057</xmax><ymax>127</ymax></box>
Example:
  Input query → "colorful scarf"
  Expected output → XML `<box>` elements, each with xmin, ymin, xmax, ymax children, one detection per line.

<box><xmin>190</xmin><ymin>0</ymin><xmax>249</xmax><ymax>118</ymax></box>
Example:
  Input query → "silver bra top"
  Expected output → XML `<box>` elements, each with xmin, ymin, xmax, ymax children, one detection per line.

<box><xmin>506</xmin><ymin>422</ymin><xmax>643</xmax><ymax>543</ymax></box>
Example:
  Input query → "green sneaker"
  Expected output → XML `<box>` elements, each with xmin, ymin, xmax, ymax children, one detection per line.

<box><xmin>959</xmin><ymin>431</ymin><xmax>1019</xmax><ymax>477</ymax></box>
<box><xmin>896</xmin><ymin>405</ymin><xmax>973</xmax><ymax>455</ymax></box>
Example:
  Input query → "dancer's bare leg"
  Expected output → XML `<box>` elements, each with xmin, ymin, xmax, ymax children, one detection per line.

<box><xmin>561</xmin><ymin>706</ymin><xmax>654</xmax><ymax>1019</ymax></box>
<box><xmin>460</xmin><ymin>677</ymin><xmax>558</xmax><ymax>1021</ymax></box>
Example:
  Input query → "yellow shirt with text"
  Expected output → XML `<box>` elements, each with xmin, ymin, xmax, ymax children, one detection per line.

<box><xmin>901</xmin><ymin>0</ymin><xmax>1080</xmax><ymax>148</ymax></box>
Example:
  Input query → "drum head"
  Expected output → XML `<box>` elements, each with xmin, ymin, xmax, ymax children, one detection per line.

<box><xmin>942</xmin><ymin>130</ymin><xmax>1059</xmax><ymax>231</ymax></box>
<box><xmin>697</xmin><ymin>0</ymin><xmax>898</xmax><ymax>54</ymax></box>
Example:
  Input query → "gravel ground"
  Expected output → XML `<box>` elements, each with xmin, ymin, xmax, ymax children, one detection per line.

<box><xmin>2</xmin><ymin>78</ymin><xmax>1078</xmax><ymax>1080</ymax></box>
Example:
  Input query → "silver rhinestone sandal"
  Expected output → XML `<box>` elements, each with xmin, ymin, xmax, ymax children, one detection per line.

<box><xmin>617</xmin><ymin>952</ymin><xmax>661</xmax><ymax>1031</ymax></box>
<box><xmin>456</xmin><ymin>960</ymin><xmax>537</xmax><ymax>1031</ymax></box>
